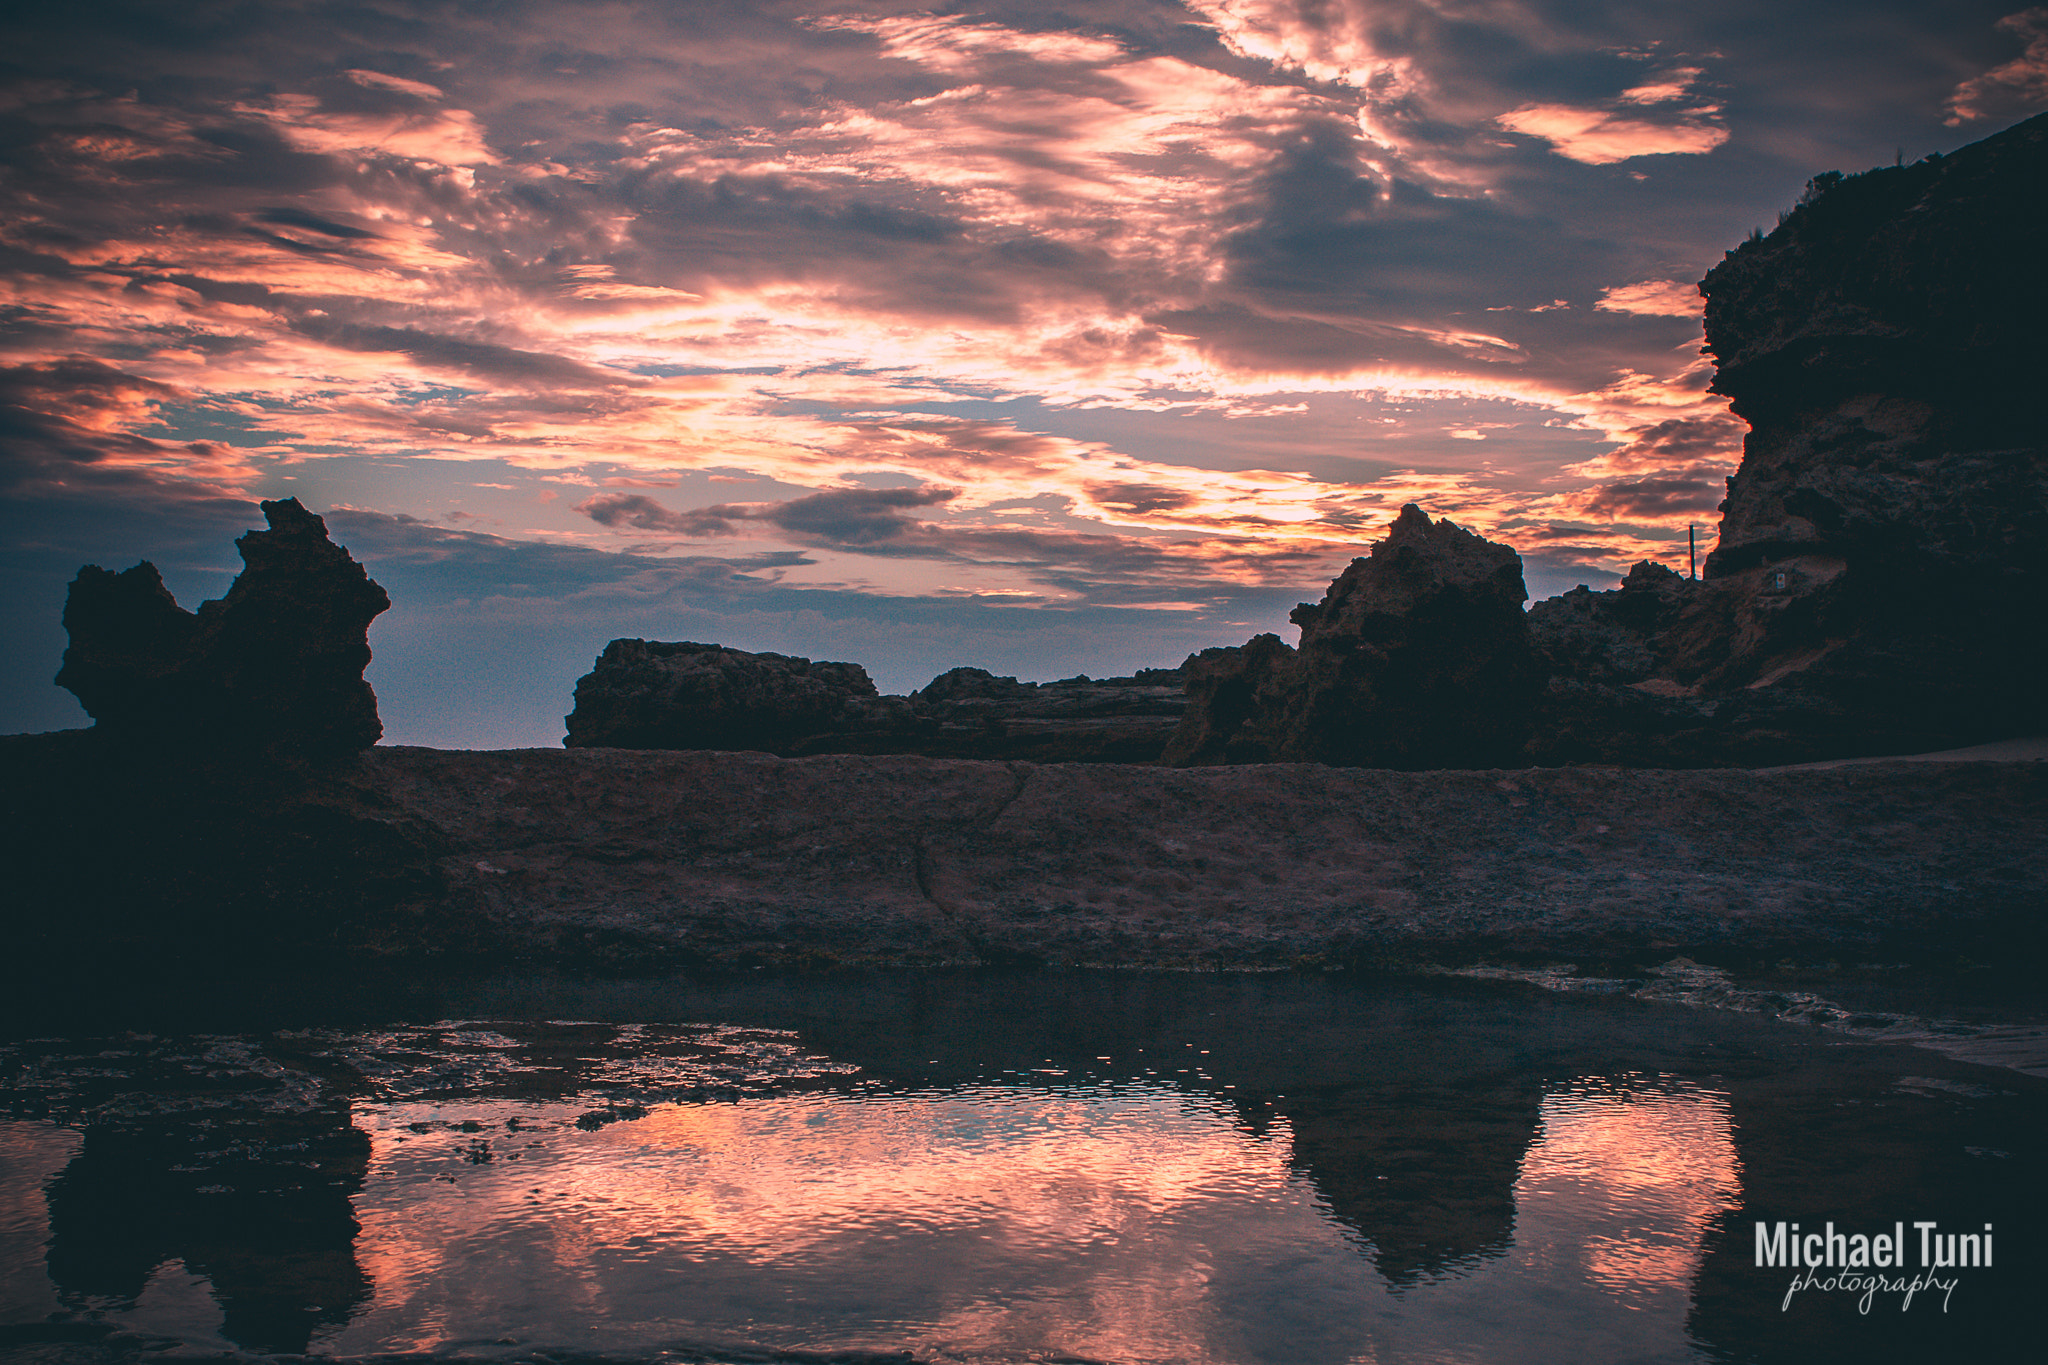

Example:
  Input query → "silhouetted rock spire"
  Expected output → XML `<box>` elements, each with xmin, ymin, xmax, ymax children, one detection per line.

<box><xmin>56</xmin><ymin>498</ymin><xmax>390</xmax><ymax>758</ymax></box>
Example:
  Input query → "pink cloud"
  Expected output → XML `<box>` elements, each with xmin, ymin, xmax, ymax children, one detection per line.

<box><xmin>1496</xmin><ymin>104</ymin><xmax>1727</xmax><ymax>164</ymax></box>
<box><xmin>1946</xmin><ymin>8</ymin><xmax>2048</xmax><ymax>124</ymax></box>
<box><xmin>1595</xmin><ymin>280</ymin><xmax>1702</xmax><ymax>318</ymax></box>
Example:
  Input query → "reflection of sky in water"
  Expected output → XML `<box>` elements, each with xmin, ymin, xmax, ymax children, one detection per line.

<box><xmin>8</xmin><ymin>981</ymin><xmax>2037</xmax><ymax>1362</ymax></box>
<box><xmin>250</xmin><ymin>1074</ymin><xmax>1736</xmax><ymax>1364</ymax></box>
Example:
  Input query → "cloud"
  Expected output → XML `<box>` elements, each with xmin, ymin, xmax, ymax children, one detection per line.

<box><xmin>573</xmin><ymin>485</ymin><xmax>1354</xmax><ymax>601</ymax></box>
<box><xmin>4</xmin><ymin>0</ymin><xmax>2017</xmax><ymax>744</ymax></box>
<box><xmin>1192</xmin><ymin>0</ymin><xmax>1426</xmax><ymax>92</ymax></box>
<box><xmin>578</xmin><ymin>486</ymin><xmax>960</xmax><ymax>544</ymax></box>
<box><xmin>1557</xmin><ymin>472</ymin><xmax>1725</xmax><ymax>522</ymax></box>
<box><xmin>1946</xmin><ymin>8</ymin><xmax>2048</xmax><ymax>124</ymax></box>
<box><xmin>1595</xmin><ymin>280</ymin><xmax>1701</xmax><ymax>318</ymax></box>
<box><xmin>1568</xmin><ymin>415</ymin><xmax>1746</xmax><ymax>476</ymax></box>
<box><xmin>1496</xmin><ymin>104</ymin><xmax>1728</xmax><ymax>165</ymax></box>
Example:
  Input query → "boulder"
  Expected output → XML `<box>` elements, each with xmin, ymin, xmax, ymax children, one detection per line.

<box><xmin>55</xmin><ymin>498</ymin><xmax>389</xmax><ymax>758</ymax></box>
<box><xmin>1164</xmin><ymin>505</ymin><xmax>1539</xmax><ymax>769</ymax></box>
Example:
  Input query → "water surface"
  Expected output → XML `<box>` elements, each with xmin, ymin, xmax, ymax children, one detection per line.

<box><xmin>2</xmin><ymin>969</ymin><xmax>2039</xmax><ymax>1364</ymax></box>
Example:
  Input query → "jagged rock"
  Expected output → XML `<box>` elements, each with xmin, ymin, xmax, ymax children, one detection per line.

<box><xmin>1158</xmin><ymin>634</ymin><xmax>1296</xmax><ymax>766</ymax></box>
<box><xmin>1526</xmin><ymin>561</ymin><xmax>1694</xmax><ymax>686</ymax></box>
<box><xmin>562</xmin><ymin>640</ymin><xmax>897</xmax><ymax>752</ymax></box>
<box><xmin>1164</xmin><ymin>505</ymin><xmax>1539</xmax><ymax>769</ymax></box>
<box><xmin>55</xmin><ymin>498</ymin><xmax>389</xmax><ymax>758</ymax></box>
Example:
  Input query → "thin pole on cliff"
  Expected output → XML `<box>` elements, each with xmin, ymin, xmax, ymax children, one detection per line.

<box><xmin>1689</xmin><ymin>524</ymin><xmax>1697</xmax><ymax>579</ymax></box>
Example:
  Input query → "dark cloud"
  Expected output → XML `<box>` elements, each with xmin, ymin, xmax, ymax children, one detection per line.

<box><xmin>578</xmin><ymin>487</ymin><xmax>960</xmax><ymax>542</ymax></box>
<box><xmin>574</xmin><ymin>486</ymin><xmax>1344</xmax><ymax>603</ymax></box>
<box><xmin>0</xmin><ymin>359</ymin><xmax>194</xmax><ymax>488</ymax></box>
<box><xmin>289</xmin><ymin>320</ymin><xmax>624</xmax><ymax>389</ymax></box>
<box><xmin>1085</xmin><ymin>482</ymin><xmax>1197</xmax><ymax>514</ymax></box>
<box><xmin>1946</xmin><ymin>8</ymin><xmax>2048</xmax><ymax>124</ymax></box>
<box><xmin>1570</xmin><ymin>473</ymin><xmax>1725</xmax><ymax>520</ymax></box>
<box><xmin>254</xmin><ymin>206</ymin><xmax>379</xmax><ymax>239</ymax></box>
<box><xmin>1593</xmin><ymin>415</ymin><xmax>1747</xmax><ymax>472</ymax></box>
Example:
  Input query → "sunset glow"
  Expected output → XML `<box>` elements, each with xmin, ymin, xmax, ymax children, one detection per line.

<box><xmin>6</xmin><ymin>1</ymin><xmax>2043</xmax><ymax>743</ymax></box>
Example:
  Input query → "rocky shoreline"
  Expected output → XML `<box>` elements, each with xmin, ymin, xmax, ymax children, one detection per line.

<box><xmin>8</xmin><ymin>733</ymin><xmax>2042</xmax><ymax>974</ymax></box>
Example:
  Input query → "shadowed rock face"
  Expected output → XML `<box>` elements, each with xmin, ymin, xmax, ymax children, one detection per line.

<box><xmin>564</xmin><ymin>646</ymin><xmax>1186</xmax><ymax>762</ymax></box>
<box><xmin>56</xmin><ymin>498</ymin><xmax>389</xmax><ymax>758</ymax></box>
<box><xmin>563</xmin><ymin>640</ymin><xmax>893</xmax><ymax>753</ymax></box>
<box><xmin>1675</xmin><ymin>112</ymin><xmax>2048</xmax><ymax>750</ymax></box>
<box><xmin>1520</xmin><ymin>114</ymin><xmax>2048</xmax><ymax>765</ymax></box>
<box><xmin>1164</xmin><ymin>505</ymin><xmax>1539</xmax><ymax>769</ymax></box>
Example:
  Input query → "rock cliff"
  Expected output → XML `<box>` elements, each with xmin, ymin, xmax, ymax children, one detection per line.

<box><xmin>56</xmin><ymin>498</ymin><xmax>390</xmax><ymax>758</ymax></box>
<box><xmin>1677</xmin><ymin>111</ymin><xmax>2048</xmax><ymax>751</ymax></box>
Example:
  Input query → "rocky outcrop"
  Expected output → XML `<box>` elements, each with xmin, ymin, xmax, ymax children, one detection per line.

<box><xmin>564</xmin><ymin>646</ymin><xmax>1186</xmax><ymax>762</ymax></box>
<box><xmin>1163</xmin><ymin>505</ymin><xmax>1539</xmax><ymax>769</ymax></box>
<box><xmin>1169</xmin><ymin>115</ymin><xmax>2048</xmax><ymax>770</ymax></box>
<box><xmin>1159</xmin><ymin>633</ymin><xmax>1298</xmax><ymax>766</ymax></box>
<box><xmin>55</xmin><ymin>498</ymin><xmax>389</xmax><ymax>758</ymax></box>
<box><xmin>870</xmin><ymin>666</ymin><xmax>1187</xmax><ymax>763</ymax></box>
<box><xmin>563</xmin><ymin>640</ymin><xmax>902</xmax><ymax>753</ymax></box>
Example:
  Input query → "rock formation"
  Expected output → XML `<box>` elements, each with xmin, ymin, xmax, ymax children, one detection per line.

<box><xmin>1171</xmin><ymin>113</ymin><xmax>2048</xmax><ymax>770</ymax></box>
<box><xmin>1676</xmin><ymin>112</ymin><xmax>2048</xmax><ymax>752</ymax></box>
<box><xmin>56</xmin><ymin>498</ymin><xmax>390</xmax><ymax>758</ymax></box>
<box><xmin>1163</xmin><ymin>505</ymin><xmax>1539</xmax><ymax>769</ymax></box>
<box><xmin>863</xmin><ymin>666</ymin><xmax>1185</xmax><ymax>763</ymax></box>
<box><xmin>563</xmin><ymin>640</ymin><xmax>898</xmax><ymax>753</ymax></box>
<box><xmin>564</xmin><ymin>644</ymin><xmax>1186</xmax><ymax>762</ymax></box>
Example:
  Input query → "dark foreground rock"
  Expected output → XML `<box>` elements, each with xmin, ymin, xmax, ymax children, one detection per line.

<box><xmin>1668</xmin><ymin>111</ymin><xmax>2048</xmax><ymax>755</ymax></box>
<box><xmin>6</xmin><ymin>735</ymin><xmax>2042</xmax><ymax>972</ymax></box>
<box><xmin>565</xmin><ymin>645</ymin><xmax>1186</xmax><ymax>762</ymax></box>
<box><xmin>55</xmin><ymin>498</ymin><xmax>390</xmax><ymax>758</ymax></box>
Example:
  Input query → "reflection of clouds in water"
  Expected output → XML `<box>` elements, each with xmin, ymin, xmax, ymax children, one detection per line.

<box><xmin>1518</xmin><ymin>1075</ymin><xmax>1743</xmax><ymax>1307</ymax></box>
<box><xmin>329</xmin><ymin>1075</ymin><xmax>1745</xmax><ymax>1364</ymax></box>
<box><xmin>1330</xmin><ymin>1073</ymin><xmax>1741</xmax><ymax>1364</ymax></box>
<box><xmin>337</xmin><ymin>1085</ymin><xmax>1344</xmax><ymax>1363</ymax></box>
<box><xmin>3</xmin><ymin>1057</ymin><xmax>1749</xmax><ymax>1365</ymax></box>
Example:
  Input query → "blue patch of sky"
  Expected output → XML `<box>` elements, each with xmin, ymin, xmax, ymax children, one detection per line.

<box><xmin>627</xmin><ymin>363</ymin><xmax>785</xmax><ymax>377</ymax></box>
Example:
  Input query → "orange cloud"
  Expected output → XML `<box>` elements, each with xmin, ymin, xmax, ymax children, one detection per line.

<box><xmin>1595</xmin><ymin>280</ymin><xmax>1702</xmax><ymax>318</ymax></box>
<box><xmin>1946</xmin><ymin>8</ymin><xmax>2048</xmax><ymax>124</ymax></box>
<box><xmin>1497</xmin><ymin>104</ymin><xmax>1728</xmax><ymax>164</ymax></box>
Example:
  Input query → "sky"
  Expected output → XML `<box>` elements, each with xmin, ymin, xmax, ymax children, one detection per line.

<box><xmin>5</xmin><ymin>1</ymin><xmax>2046</xmax><ymax>747</ymax></box>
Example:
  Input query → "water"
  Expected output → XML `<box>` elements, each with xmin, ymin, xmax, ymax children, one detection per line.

<box><xmin>1</xmin><ymin>969</ymin><xmax>2040</xmax><ymax>1364</ymax></box>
